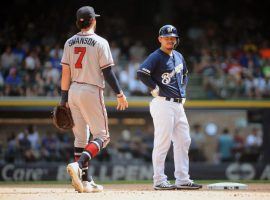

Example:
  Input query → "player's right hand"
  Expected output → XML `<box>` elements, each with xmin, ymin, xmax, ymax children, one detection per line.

<box><xmin>116</xmin><ymin>93</ymin><xmax>128</xmax><ymax>111</ymax></box>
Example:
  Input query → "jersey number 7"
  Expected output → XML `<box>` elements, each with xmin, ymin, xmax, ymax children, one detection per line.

<box><xmin>74</xmin><ymin>47</ymin><xmax>86</xmax><ymax>68</ymax></box>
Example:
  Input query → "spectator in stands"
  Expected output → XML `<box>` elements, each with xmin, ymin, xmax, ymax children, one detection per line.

<box><xmin>5</xmin><ymin>132</ymin><xmax>18</xmax><ymax>163</ymax></box>
<box><xmin>57</xmin><ymin>133</ymin><xmax>73</xmax><ymax>162</ymax></box>
<box><xmin>5</xmin><ymin>67</ymin><xmax>21</xmax><ymax>86</ymax></box>
<box><xmin>242</xmin><ymin>127</ymin><xmax>262</xmax><ymax>162</ymax></box>
<box><xmin>262</xmin><ymin>59</ymin><xmax>270</xmax><ymax>78</ymax></box>
<box><xmin>49</xmin><ymin>47</ymin><xmax>61</xmax><ymax>70</ymax></box>
<box><xmin>22</xmin><ymin>73</ymin><xmax>33</xmax><ymax>96</ymax></box>
<box><xmin>27</xmin><ymin>125</ymin><xmax>40</xmax><ymax>159</ymax></box>
<box><xmin>217</xmin><ymin>128</ymin><xmax>234</xmax><ymax>162</ymax></box>
<box><xmin>4</xmin><ymin>67</ymin><xmax>23</xmax><ymax>96</ymax></box>
<box><xmin>49</xmin><ymin>44</ymin><xmax>63</xmax><ymax>60</ymax></box>
<box><xmin>1</xmin><ymin>46</ymin><xmax>17</xmax><ymax>76</ymax></box>
<box><xmin>190</xmin><ymin>124</ymin><xmax>206</xmax><ymax>161</ymax></box>
<box><xmin>110</xmin><ymin>41</ymin><xmax>121</xmax><ymax>65</ymax></box>
<box><xmin>18</xmin><ymin>131</ymin><xmax>37</xmax><ymax>162</ymax></box>
<box><xmin>12</xmin><ymin>42</ymin><xmax>27</xmax><ymax>65</ymax></box>
<box><xmin>232</xmin><ymin>129</ymin><xmax>245</xmax><ymax>160</ymax></box>
<box><xmin>43</xmin><ymin>61</ymin><xmax>60</xmax><ymax>85</ymax></box>
<box><xmin>246</xmin><ymin>128</ymin><xmax>262</xmax><ymax>148</ymax></box>
<box><xmin>41</xmin><ymin>132</ymin><xmax>60</xmax><ymax>161</ymax></box>
<box><xmin>44</xmin><ymin>76</ymin><xmax>58</xmax><ymax>96</ymax></box>
<box><xmin>116</xmin><ymin>129</ymin><xmax>133</xmax><ymax>160</ymax></box>
<box><xmin>253</xmin><ymin>76</ymin><xmax>266</xmax><ymax>99</ymax></box>
<box><xmin>24</xmin><ymin>50</ymin><xmax>41</xmax><ymax>77</ymax></box>
<box><xmin>226</xmin><ymin>59</ymin><xmax>243</xmax><ymax>83</ymax></box>
<box><xmin>34</xmin><ymin>72</ymin><xmax>45</xmax><ymax>96</ymax></box>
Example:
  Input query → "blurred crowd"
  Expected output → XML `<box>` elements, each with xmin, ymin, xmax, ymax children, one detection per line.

<box><xmin>0</xmin><ymin>124</ymin><xmax>154</xmax><ymax>164</ymax></box>
<box><xmin>3</xmin><ymin>125</ymin><xmax>73</xmax><ymax>163</ymax></box>
<box><xmin>0</xmin><ymin>123</ymin><xmax>263</xmax><ymax>164</ymax></box>
<box><xmin>1</xmin><ymin>38</ymin><xmax>270</xmax><ymax>99</ymax></box>
<box><xmin>188</xmin><ymin>124</ymin><xmax>263</xmax><ymax>163</ymax></box>
<box><xmin>189</xmin><ymin>31</ymin><xmax>270</xmax><ymax>99</ymax></box>
<box><xmin>0</xmin><ymin>0</ymin><xmax>269</xmax><ymax>99</ymax></box>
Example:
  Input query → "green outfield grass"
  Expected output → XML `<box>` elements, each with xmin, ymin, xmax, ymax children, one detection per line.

<box><xmin>0</xmin><ymin>180</ymin><xmax>269</xmax><ymax>185</ymax></box>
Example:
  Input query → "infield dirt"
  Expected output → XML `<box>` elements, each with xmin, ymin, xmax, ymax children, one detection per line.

<box><xmin>0</xmin><ymin>183</ymin><xmax>269</xmax><ymax>200</ymax></box>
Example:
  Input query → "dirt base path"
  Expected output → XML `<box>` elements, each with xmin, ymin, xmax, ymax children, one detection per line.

<box><xmin>0</xmin><ymin>183</ymin><xmax>269</xmax><ymax>200</ymax></box>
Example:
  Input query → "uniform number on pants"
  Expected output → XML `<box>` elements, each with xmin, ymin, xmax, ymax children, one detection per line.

<box><xmin>74</xmin><ymin>47</ymin><xmax>86</xmax><ymax>68</ymax></box>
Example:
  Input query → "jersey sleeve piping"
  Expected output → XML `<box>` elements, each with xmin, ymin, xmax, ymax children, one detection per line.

<box><xmin>100</xmin><ymin>63</ymin><xmax>115</xmax><ymax>70</ymax></box>
<box><xmin>61</xmin><ymin>62</ymin><xmax>70</xmax><ymax>66</ymax></box>
<box><xmin>137</xmin><ymin>69</ymin><xmax>151</xmax><ymax>76</ymax></box>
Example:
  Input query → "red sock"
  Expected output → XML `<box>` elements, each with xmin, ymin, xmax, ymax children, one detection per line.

<box><xmin>84</xmin><ymin>142</ymin><xmax>100</xmax><ymax>158</ymax></box>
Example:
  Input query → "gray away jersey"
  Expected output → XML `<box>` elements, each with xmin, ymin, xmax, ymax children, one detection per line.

<box><xmin>61</xmin><ymin>33</ymin><xmax>114</xmax><ymax>88</ymax></box>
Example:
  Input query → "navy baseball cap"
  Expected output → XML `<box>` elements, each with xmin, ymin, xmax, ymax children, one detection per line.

<box><xmin>76</xmin><ymin>6</ymin><xmax>100</xmax><ymax>21</ymax></box>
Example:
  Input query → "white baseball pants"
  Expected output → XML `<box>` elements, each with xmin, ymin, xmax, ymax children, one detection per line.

<box><xmin>150</xmin><ymin>97</ymin><xmax>191</xmax><ymax>185</ymax></box>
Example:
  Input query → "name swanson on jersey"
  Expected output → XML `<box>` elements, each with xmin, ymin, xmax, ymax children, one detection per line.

<box><xmin>68</xmin><ymin>37</ymin><xmax>97</xmax><ymax>47</ymax></box>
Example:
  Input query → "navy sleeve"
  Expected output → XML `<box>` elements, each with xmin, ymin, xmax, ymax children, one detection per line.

<box><xmin>137</xmin><ymin>53</ymin><xmax>157</xmax><ymax>76</ymax></box>
<box><xmin>102</xmin><ymin>66</ymin><xmax>121</xmax><ymax>94</ymax></box>
<box><xmin>137</xmin><ymin>71</ymin><xmax>157</xmax><ymax>89</ymax></box>
<box><xmin>137</xmin><ymin>53</ymin><xmax>158</xmax><ymax>90</ymax></box>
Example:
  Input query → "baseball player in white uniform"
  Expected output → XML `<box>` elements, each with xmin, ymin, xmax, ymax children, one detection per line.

<box><xmin>60</xmin><ymin>6</ymin><xmax>128</xmax><ymax>193</ymax></box>
<box><xmin>137</xmin><ymin>25</ymin><xmax>202</xmax><ymax>190</ymax></box>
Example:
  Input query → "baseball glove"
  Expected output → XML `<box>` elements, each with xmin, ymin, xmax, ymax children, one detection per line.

<box><xmin>52</xmin><ymin>105</ymin><xmax>74</xmax><ymax>131</ymax></box>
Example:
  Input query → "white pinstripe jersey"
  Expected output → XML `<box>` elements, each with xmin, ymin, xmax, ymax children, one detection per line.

<box><xmin>61</xmin><ymin>32</ymin><xmax>114</xmax><ymax>88</ymax></box>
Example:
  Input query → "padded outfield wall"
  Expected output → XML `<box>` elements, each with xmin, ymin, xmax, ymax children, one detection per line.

<box><xmin>0</xmin><ymin>97</ymin><xmax>269</xmax><ymax>181</ymax></box>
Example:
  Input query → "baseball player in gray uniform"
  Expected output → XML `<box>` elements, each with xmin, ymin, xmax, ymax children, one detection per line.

<box><xmin>61</xmin><ymin>6</ymin><xmax>128</xmax><ymax>193</ymax></box>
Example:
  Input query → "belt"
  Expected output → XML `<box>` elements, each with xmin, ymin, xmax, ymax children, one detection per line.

<box><xmin>157</xmin><ymin>96</ymin><xmax>184</xmax><ymax>104</ymax></box>
<box><xmin>73</xmin><ymin>81</ymin><xmax>88</xmax><ymax>85</ymax></box>
<box><xmin>72</xmin><ymin>82</ymin><xmax>101</xmax><ymax>89</ymax></box>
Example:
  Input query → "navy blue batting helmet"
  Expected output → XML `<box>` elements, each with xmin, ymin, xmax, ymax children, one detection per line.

<box><xmin>159</xmin><ymin>25</ymin><xmax>179</xmax><ymax>37</ymax></box>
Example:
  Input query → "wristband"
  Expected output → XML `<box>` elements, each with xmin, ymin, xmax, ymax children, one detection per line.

<box><xmin>60</xmin><ymin>90</ymin><xmax>68</xmax><ymax>105</ymax></box>
<box><xmin>117</xmin><ymin>91</ymin><xmax>124</xmax><ymax>98</ymax></box>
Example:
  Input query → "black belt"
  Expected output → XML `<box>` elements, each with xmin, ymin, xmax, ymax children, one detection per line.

<box><xmin>165</xmin><ymin>97</ymin><xmax>183</xmax><ymax>103</ymax></box>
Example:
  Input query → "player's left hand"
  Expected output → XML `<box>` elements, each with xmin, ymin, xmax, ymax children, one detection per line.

<box><xmin>116</xmin><ymin>93</ymin><xmax>128</xmax><ymax>110</ymax></box>
<box><xmin>182</xmin><ymin>98</ymin><xmax>186</xmax><ymax>105</ymax></box>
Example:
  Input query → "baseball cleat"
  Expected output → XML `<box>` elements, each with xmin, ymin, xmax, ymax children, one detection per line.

<box><xmin>67</xmin><ymin>162</ymin><xmax>83</xmax><ymax>193</ymax></box>
<box><xmin>82</xmin><ymin>180</ymin><xmax>103</xmax><ymax>193</ymax></box>
<box><xmin>176</xmin><ymin>182</ymin><xmax>202</xmax><ymax>190</ymax></box>
<box><xmin>154</xmin><ymin>181</ymin><xmax>176</xmax><ymax>190</ymax></box>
